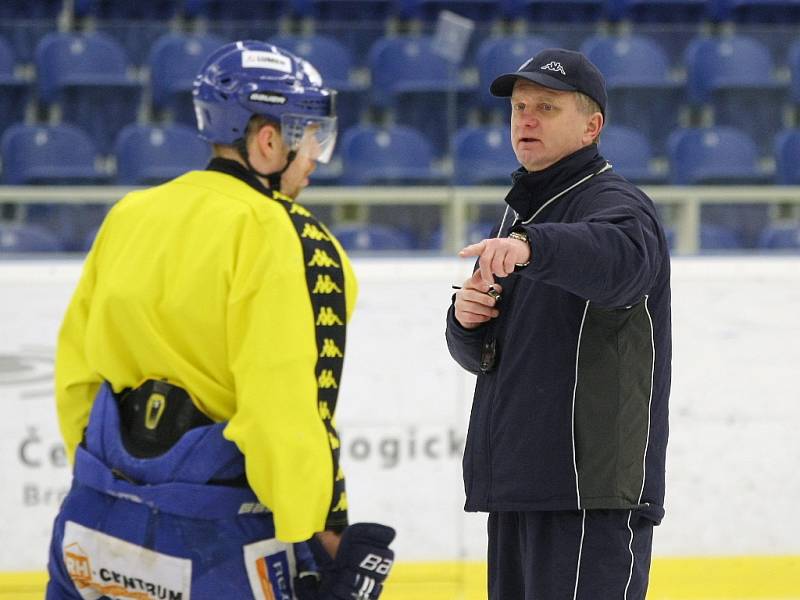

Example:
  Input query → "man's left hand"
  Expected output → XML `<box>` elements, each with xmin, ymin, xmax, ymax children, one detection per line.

<box><xmin>459</xmin><ymin>237</ymin><xmax>531</xmax><ymax>286</ymax></box>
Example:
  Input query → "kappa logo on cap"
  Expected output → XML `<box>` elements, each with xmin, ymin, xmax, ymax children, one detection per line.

<box><xmin>540</xmin><ymin>61</ymin><xmax>566</xmax><ymax>76</ymax></box>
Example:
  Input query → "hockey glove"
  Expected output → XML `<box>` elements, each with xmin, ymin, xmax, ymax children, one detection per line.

<box><xmin>298</xmin><ymin>522</ymin><xmax>396</xmax><ymax>600</ymax></box>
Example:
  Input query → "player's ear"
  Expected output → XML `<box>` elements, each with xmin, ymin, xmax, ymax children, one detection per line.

<box><xmin>251</xmin><ymin>122</ymin><xmax>278</xmax><ymax>160</ymax></box>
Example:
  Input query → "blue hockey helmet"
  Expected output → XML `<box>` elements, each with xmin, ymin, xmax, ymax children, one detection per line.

<box><xmin>193</xmin><ymin>40</ymin><xmax>337</xmax><ymax>162</ymax></box>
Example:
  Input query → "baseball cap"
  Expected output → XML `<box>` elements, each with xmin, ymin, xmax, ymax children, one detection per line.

<box><xmin>490</xmin><ymin>48</ymin><xmax>607</xmax><ymax>116</ymax></box>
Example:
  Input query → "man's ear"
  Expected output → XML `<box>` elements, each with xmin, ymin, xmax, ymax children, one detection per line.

<box><xmin>584</xmin><ymin>112</ymin><xmax>603</xmax><ymax>143</ymax></box>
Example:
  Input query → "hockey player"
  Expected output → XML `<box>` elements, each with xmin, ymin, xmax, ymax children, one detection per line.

<box><xmin>46</xmin><ymin>41</ymin><xmax>394</xmax><ymax>600</ymax></box>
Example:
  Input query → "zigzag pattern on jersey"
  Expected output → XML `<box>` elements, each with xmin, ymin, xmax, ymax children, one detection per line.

<box><xmin>274</xmin><ymin>192</ymin><xmax>349</xmax><ymax>531</ymax></box>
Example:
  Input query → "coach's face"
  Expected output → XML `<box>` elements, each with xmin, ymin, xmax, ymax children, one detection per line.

<box><xmin>510</xmin><ymin>79</ymin><xmax>600</xmax><ymax>172</ymax></box>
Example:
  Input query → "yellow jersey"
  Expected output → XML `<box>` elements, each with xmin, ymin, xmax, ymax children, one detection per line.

<box><xmin>55</xmin><ymin>159</ymin><xmax>357</xmax><ymax>542</ymax></box>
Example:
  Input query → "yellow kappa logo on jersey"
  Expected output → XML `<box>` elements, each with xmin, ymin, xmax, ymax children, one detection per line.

<box><xmin>318</xmin><ymin>369</ymin><xmax>338</xmax><ymax>389</ymax></box>
<box><xmin>290</xmin><ymin>203</ymin><xmax>312</xmax><ymax>217</ymax></box>
<box><xmin>301</xmin><ymin>223</ymin><xmax>330</xmax><ymax>241</ymax></box>
<box><xmin>335</xmin><ymin>466</ymin><xmax>345</xmax><ymax>481</ymax></box>
<box><xmin>328</xmin><ymin>431</ymin><xmax>340</xmax><ymax>450</ymax></box>
<box><xmin>318</xmin><ymin>400</ymin><xmax>332</xmax><ymax>420</ymax></box>
<box><xmin>320</xmin><ymin>338</ymin><xmax>343</xmax><ymax>357</ymax></box>
<box><xmin>316</xmin><ymin>307</ymin><xmax>344</xmax><ymax>326</ymax></box>
<box><xmin>307</xmin><ymin>249</ymin><xmax>340</xmax><ymax>268</ymax></box>
<box><xmin>312</xmin><ymin>274</ymin><xmax>342</xmax><ymax>295</ymax></box>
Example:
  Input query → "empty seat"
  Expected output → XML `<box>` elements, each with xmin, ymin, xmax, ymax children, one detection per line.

<box><xmin>149</xmin><ymin>33</ymin><xmax>225</xmax><ymax>125</ymax></box>
<box><xmin>0</xmin><ymin>223</ymin><xmax>64</xmax><ymax>253</ymax></box>
<box><xmin>340</xmin><ymin>124</ymin><xmax>445</xmax><ymax>185</ymax></box>
<box><xmin>500</xmin><ymin>0</ymin><xmax>606</xmax><ymax>22</ymax></box>
<box><xmin>789</xmin><ymin>40</ymin><xmax>800</xmax><ymax>105</ymax></box>
<box><xmin>599</xmin><ymin>124</ymin><xmax>665</xmax><ymax>184</ymax></box>
<box><xmin>700</xmin><ymin>224</ymin><xmax>744</xmax><ymax>250</ymax></box>
<box><xmin>684</xmin><ymin>35</ymin><xmax>786</xmax><ymax>154</ymax></box>
<box><xmin>669</xmin><ymin>126</ymin><xmax>771</xmax><ymax>248</ymax></box>
<box><xmin>0</xmin><ymin>36</ymin><xmax>28</xmax><ymax>139</ymax></box>
<box><xmin>329</xmin><ymin>223</ymin><xmax>416</xmax><ymax>250</ymax></box>
<box><xmin>427</xmin><ymin>220</ymin><xmax>497</xmax><ymax>250</ymax></box>
<box><xmin>74</xmin><ymin>0</ymin><xmax>180</xmax><ymax>19</ymax></box>
<box><xmin>0</xmin><ymin>0</ymin><xmax>63</xmax><ymax>18</ymax></box>
<box><xmin>667</xmin><ymin>126</ymin><xmax>767</xmax><ymax>184</ymax></box>
<box><xmin>368</xmin><ymin>36</ymin><xmax>474</xmax><ymax>156</ymax></box>
<box><xmin>35</xmin><ymin>32</ymin><xmax>142</xmax><ymax>153</ymax></box>
<box><xmin>1</xmin><ymin>123</ymin><xmax>106</xmax><ymax>184</ymax></box>
<box><xmin>475</xmin><ymin>35</ymin><xmax>558</xmax><ymax>109</ymax></box>
<box><xmin>582</xmin><ymin>34</ymin><xmax>681</xmax><ymax>154</ymax></box>
<box><xmin>775</xmin><ymin>129</ymin><xmax>800</xmax><ymax>185</ymax></box>
<box><xmin>711</xmin><ymin>0</ymin><xmax>800</xmax><ymax>23</ymax></box>
<box><xmin>757</xmin><ymin>223</ymin><xmax>800</xmax><ymax>249</ymax></box>
<box><xmin>184</xmin><ymin>0</ymin><xmax>290</xmax><ymax>19</ymax></box>
<box><xmin>606</xmin><ymin>0</ymin><xmax>709</xmax><ymax>22</ymax></box>
<box><xmin>397</xmin><ymin>0</ymin><xmax>502</xmax><ymax>21</ymax></box>
<box><xmin>269</xmin><ymin>34</ymin><xmax>365</xmax><ymax>132</ymax></box>
<box><xmin>453</xmin><ymin>126</ymin><xmax>518</xmax><ymax>185</ymax></box>
<box><xmin>114</xmin><ymin>124</ymin><xmax>211</xmax><ymax>185</ymax></box>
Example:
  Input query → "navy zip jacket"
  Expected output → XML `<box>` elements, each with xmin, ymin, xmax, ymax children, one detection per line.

<box><xmin>446</xmin><ymin>144</ymin><xmax>671</xmax><ymax>522</ymax></box>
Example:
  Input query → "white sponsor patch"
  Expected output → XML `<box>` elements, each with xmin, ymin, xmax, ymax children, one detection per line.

<box><xmin>243</xmin><ymin>538</ymin><xmax>297</xmax><ymax>600</ymax></box>
<box><xmin>62</xmin><ymin>521</ymin><xmax>192</xmax><ymax>600</ymax></box>
<box><xmin>242</xmin><ymin>51</ymin><xmax>293</xmax><ymax>73</ymax></box>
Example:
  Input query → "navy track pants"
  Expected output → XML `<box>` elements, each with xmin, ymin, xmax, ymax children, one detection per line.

<box><xmin>488</xmin><ymin>509</ymin><xmax>655</xmax><ymax>600</ymax></box>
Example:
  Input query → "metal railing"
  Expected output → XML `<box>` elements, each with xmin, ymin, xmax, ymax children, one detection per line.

<box><xmin>1</xmin><ymin>185</ymin><xmax>800</xmax><ymax>254</ymax></box>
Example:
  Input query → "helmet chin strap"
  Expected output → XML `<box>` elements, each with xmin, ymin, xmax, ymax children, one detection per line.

<box><xmin>235</xmin><ymin>139</ymin><xmax>297</xmax><ymax>191</ymax></box>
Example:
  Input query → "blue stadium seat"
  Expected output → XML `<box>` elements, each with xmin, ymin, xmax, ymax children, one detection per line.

<box><xmin>775</xmin><ymin>129</ymin><xmax>800</xmax><ymax>184</ymax></box>
<box><xmin>669</xmin><ymin>126</ymin><xmax>771</xmax><ymax>248</ymax></box>
<box><xmin>329</xmin><ymin>223</ymin><xmax>416</xmax><ymax>251</ymax></box>
<box><xmin>269</xmin><ymin>34</ymin><xmax>365</xmax><ymax>132</ymax></box>
<box><xmin>114</xmin><ymin>124</ymin><xmax>211</xmax><ymax>185</ymax></box>
<box><xmin>710</xmin><ymin>0</ymin><xmax>800</xmax><ymax>23</ymax></box>
<box><xmin>453</xmin><ymin>126</ymin><xmax>518</xmax><ymax>185</ymax></box>
<box><xmin>599</xmin><ymin>124</ymin><xmax>665</xmax><ymax>184</ymax></box>
<box><xmin>184</xmin><ymin>0</ymin><xmax>290</xmax><ymax>19</ymax></box>
<box><xmin>149</xmin><ymin>33</ymin><xmax>225</xmax><ymax>126</ymax></box>
<box><xmin>340</xmin><ymin>125</ymin><xmax>446</xmax><ymax>185</ymax></box>
<box><xmin>368</xmin><ymin>36</ymin><xmax>474</xmax><ymax>156</ymax></box>
<box><xmin>700</xmin><ymin>224</ymin><xmax>744</xmax><ymax>250</ymax></box>
<box><xmin>397</xmin><ymin>0</ymin><xmax>502</xmax><ymax>21</ymax></box>
<box><xmin>74</xmin><ymin>0</ymin><xmax>180</xmax><ymax>19</ymax></box>
<box><xmin>789</xmin><ymin>40</ymin><xmax>800</xmax><ymax>105</ymax></box>
<box><xmin>1</xmin><ymin>123</ymin><xmax>107</xmax><ymax>184</ymax></box>
<box><xmin>426</xmin><ymin>220</ymin><xmax>496</xmax><ymax>250</ymax></box>
<box><xmin>500</xmin><ymin>0</ymin><xmax>606</xmax><ymax>22</ymax></box>
<box><xmin>606</xmin><ymin>0</ymin><xmax>709</xmax><ymax>22</ymax></box>
<box><xmin>0</xmin><ymin>36</ymin><xmax>28</xmax><ymax>139</ymax></box>
<box><xmin>757</xmin><ymin>223</ymin><xmax>800</xmax><ymax>249</ymax></box>
<box><xmin>0</xmin><ymin>0</ymin><xmax>63</xmax><ymax>18</ymax></box>
<box><xmin>581</xmin><ymin>34</ymin><xmax>681</xmax><ymax>154</ymax></box>
<box><xmin>684</xmin><ymin>35</ymin><xmax>786</xmax><ymax>154</ymax></box>
<box><xmin>667</xmin><ymin>126</ymin><xmax>767</xmax><ymax>184</ymax></box>
<box><xmin>475</xmin><ymin>35</ymin><xmax>558</xmax><ymax>109</ymax></box>
<box><xmin>0</xmin><ymin>223</ymin><xmax>64</xmax><ymax>253</ymax></box>
<box><xmin>35</xmin><ymin>32</ymin><xmax>142</xmax><ymax>153</ymax></box>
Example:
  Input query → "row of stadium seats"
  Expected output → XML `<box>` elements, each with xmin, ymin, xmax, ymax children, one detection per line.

<box><xmin>1</xmin><ymin>215</ymin><xmax>798</xmax><ymax>253</ymax></box>
<box><xmin>3</xmin><ymin>0</ymin><xmax>800</xmax><ymax>23</ymax></box>
<box><xmin>3</xmin><ymin>121</ymin><xmax>800</xmax><ymax>186</ymax></box>
<box><xmin>3</xmin><ymin>31</ymin><xmax>800</xmax><ymax>155</ymax></box>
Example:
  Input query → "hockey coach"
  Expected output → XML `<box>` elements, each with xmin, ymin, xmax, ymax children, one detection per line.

<box><xmin>446</xmin><ymin>48</ymin><xmax>672</xmax><ymax>599</ymax></box>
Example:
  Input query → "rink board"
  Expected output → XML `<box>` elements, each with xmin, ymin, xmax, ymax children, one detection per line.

<box><xmin>0</xmin><ymin>256</ymin><xmax>798</xmax><ymax>588</ymax></box>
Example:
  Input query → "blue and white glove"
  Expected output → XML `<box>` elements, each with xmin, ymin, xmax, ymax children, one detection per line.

<box><xmin>297</xmin><ymin>523</ymin><xmax>396</xmax><ymax>600</ymax></box>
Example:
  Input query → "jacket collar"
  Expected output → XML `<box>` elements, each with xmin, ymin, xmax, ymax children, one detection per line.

<box><xmin>505</xmin><ymin>144</ymin><xmax>608</xmax><ymax>221</ymax></box>
<box><xmin>206</xmin><ymin>157</ymin><xmax>274</xmax><ymax>198</ymax></box>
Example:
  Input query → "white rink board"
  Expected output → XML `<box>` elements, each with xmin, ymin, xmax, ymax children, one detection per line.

<box><xmin>0</xmin><ymin>257</ymin><xmax>798</xmax><ymax>570</ymax></box>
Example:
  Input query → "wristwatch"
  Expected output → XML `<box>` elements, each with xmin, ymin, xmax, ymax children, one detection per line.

<box><xmin>508</xmin><ymin>230</ymin><xmax>531</xmax><ymax>268</ymax></box>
